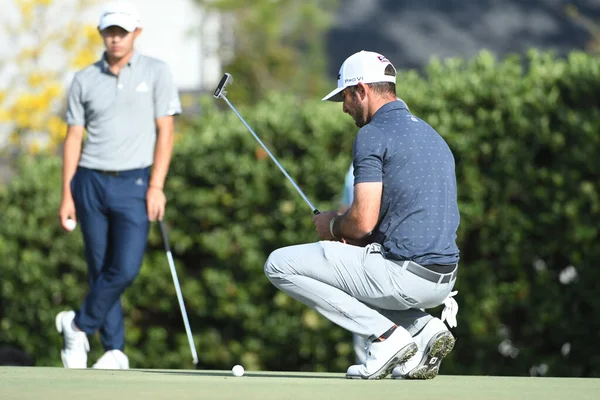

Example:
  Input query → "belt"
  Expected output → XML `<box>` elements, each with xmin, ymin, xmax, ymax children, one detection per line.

<box><xmin>369</xmin><ymin>247</ymin><xmax>458</xmax><ymax>284</ymax></box>
<box><xmin>90</xmin><ymin>168</ymin><xmax>149</xmax><ymax>177</ymax></box>
<box><xmin>93</xmin><ymin>169</ymin><xmax>122</xmax><ymax>177</ymax></box>
<box><xmin>402</xmin><ymin>261</ymin><xmax>458</xmax><ymax>284</ymax></box>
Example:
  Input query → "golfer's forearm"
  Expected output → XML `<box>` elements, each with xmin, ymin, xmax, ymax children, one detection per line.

<box><xmin>62</xmin><ymin>128</ymin><xmax>83</xmax><ymax>195</ymax></box>
<box><xmin>334</xmin><ymin>182</ymin><xmax>381</xmax><ymax>240</ymax></box>
<box><xmin>150</xmin><ymin>118</ymin><xmax>174</xmax><ymax>188</ymax></box>
<box><xmin>333</xmin><ymin>209</ymin><xmax>373</xmax><ymax>240</ymax></box>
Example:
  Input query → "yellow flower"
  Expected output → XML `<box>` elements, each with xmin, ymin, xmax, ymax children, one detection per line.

<box><xmin>17</xmin><ymin>47</ymin><xmax>38</xmax><ymax>62</ymax></box>
<box><xmin>28</xmin><ymin>112</ymin><xmax>45</xmax><ymax>131</ymax></box>
<box><xmin>9</xmin><ymin>132</ymin><xmax>20</xmax><ymax>145</ymax></box>
<box><xmin>28</xmin><ymin>72</ymin><xmax>46</xmax><ymax>87</ymax></box>
<box><xmin>43</xmin><ymin>83</ymin><xmax>63</xmax><ymax>101</ymax></box>
<box><xmin>63</xmin><ymin>35</ymin><xmax>78</xmax><ymax>51</ymax></box>
<box><xmin>28</xmin><ymin>93</ymin><xmax>47</xmax><ymax>111</ymax></box>
<box><xmin>72</xmin><ymin>48</ymin><xmax>97</xmax><ymax>69</ymax></box>
<box><xmin>48</xmin><ymin>115</ymin><xmax>67</xmax><ymax>141</ymax></box>
<box><xmin>4</xmin><ymin>0</ymin><xmax>102</xmax><ymax>155</ymax></box>
<box><xmin>14</xmin><ymin>110</ymin><xmax>31</xmax><ymax>128</ymax></box>
<box><xmin>14</xmin><ymin>93</ymin><xmax>36</xmax><ymax>111</ymax></box>
<box><xmin>84</xmin><ymin>25</ymin><xmax>101</xmax><ymax>45</ymax></box>
<box><xmin>0</xmin><ymin>109</ymin><xmax>9</xmax><ymax>122</ymax></box>
<box><xmin>28</xmin><ymin>140</ymin><xmax>41</xmax><ymax>154</ymax></box>
<box><xmin>18</xmin><ymin>1</ymin><xmax>34</xmax><ymax>25</ymax></box>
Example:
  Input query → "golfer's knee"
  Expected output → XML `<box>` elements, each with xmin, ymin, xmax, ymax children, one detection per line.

<box><xmin>110</xmin><ymin>266</ymin><xmax>140</xmax><ymax>289</ymax></box>
<box><xmin>264</xmin><ymin>248</ymin><xmax>287</xmax><ymax>280</ymax></box>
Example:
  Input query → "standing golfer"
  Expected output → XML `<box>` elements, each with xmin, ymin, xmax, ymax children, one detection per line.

<box><xmin>56</xmin><ymin>0</ymin><xmax>181</xmax><ymax>369</ymax></box>
<box><xmin>264</xmin><ymin>50</ymin><xmax>459</xmax><ymax>380</ymax></box>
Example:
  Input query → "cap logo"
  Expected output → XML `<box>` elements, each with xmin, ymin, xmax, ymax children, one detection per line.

<box><xmin>344</xmin><ymin>77</ymin><xmax>363</xmax><ymax>84</ymax></box>
<box><xmin>103</xmin><ymin>11</ymin><xmax>133</xmax><ymax>17</ymax></box>
<box><xmin>377</xmin><ymin>55</ymin><xmax>390</xmax><ymax>63</ymax></box>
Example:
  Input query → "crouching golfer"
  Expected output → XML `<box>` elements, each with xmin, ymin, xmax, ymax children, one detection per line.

<box><xmin>264</xmin><ymin>50</ymin><xmax>460</xmax><ymax>380</ymax></box>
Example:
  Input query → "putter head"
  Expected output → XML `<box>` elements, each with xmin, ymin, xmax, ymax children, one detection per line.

<box><xmin>213</xmin><ymin>73</ymin><xmax>233</xmax><ymax>99</ymax></box>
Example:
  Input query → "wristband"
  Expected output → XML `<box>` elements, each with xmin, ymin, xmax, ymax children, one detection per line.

<box><xmin>329</xmin><ymin>217</ymin><xmax>338</xmax><ymax>239</ymax></box>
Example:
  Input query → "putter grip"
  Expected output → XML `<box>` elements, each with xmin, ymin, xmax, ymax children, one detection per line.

<box><xmin>158</xmin><ymin>220</ymin><xmax>171</xmax><ymax>253</ymax></box>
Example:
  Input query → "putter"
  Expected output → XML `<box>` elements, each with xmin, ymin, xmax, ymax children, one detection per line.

<box><xmin>213</xmin><ymin>73</ymin><xmax>320</xmax><ymax>215</ymax></box>
<box><xmin>158</xmin><ymin>220</ymin><xmax>199</xmax><ymax>366</ymax></box>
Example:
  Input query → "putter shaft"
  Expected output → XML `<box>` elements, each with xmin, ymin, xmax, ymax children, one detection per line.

<box><xmin>214</xmin><ymin>73</ymin><xmax>319</xmax><ymax>215</ymax></box>
<box><xmin>159</xmin><ymin>221</ymin><xmax>199</xmax><ymax>365</ymax></box>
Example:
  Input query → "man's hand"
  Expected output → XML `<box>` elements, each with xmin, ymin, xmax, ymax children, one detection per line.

<box><xmin>58</xmin><ymin>196</ymin><xmax>77</xmax><ymax>232</ymax></box>
<box><xmin>147</xmin><ymin>186</ymin><xmax>166</xmax><ymax>221</ymax></box>
<box><xmin>312</xmin><ymin>211</ymin><xmax>340</xmax><ymax>240</ymax></box>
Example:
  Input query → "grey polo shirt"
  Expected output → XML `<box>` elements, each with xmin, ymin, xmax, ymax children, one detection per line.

<box><xmin>66</xmin><ymin>52</ymin><xmax>181</xmax><ymax>170</ymax></box>
<box><xmin>353</xmin><ymin>100</ymin><xmax>460</xmax><ymax>265</ymax></box>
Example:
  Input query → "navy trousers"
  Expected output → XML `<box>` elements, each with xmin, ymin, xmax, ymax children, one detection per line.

<box><xmin>71</xmin><ymin>167</ymin><xmax>150</xmax><ymax>351</ymax></box>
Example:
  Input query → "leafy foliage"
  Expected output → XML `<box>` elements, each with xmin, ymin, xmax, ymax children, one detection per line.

<box><xmin>195</xmin><ymin>0</ymin><xmax>338</xmax><ymax>104</ymax></box>
<box><xmin>1</xmin><ymin>50</ymin><xmax>599</xmax><ymax>377</ymax></box>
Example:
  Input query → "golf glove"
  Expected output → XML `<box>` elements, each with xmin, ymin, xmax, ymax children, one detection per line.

<box><xmin>441</xmin><ymin>291</ymin><xmax>459</xmax><ymax>328</ymax></box>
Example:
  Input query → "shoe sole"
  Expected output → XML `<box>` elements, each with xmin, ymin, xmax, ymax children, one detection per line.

<box><xmin>346</xmin><ymin>342</ymin><xmax>418</xmax><ymax>380</ymax></box>
<box><xmin>393</xmin><ymin>331</ymin><xmax>455</xmax><ymax>380</ymax></box>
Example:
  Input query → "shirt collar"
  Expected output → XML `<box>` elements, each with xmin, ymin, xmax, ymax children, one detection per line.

<box><xmin>128</xmin><ymin>51</ymin><xmax>141</xmax><ymax>67</ymax></box>
<box><xmin>101</xmin><ymin>53</ymin><xmax>110</xmax><ymax>73</ymax></box>
<box><xmin>372</xmin><ymin>99</ymin><xmax>410</xmax><ymax>120</ymax></box>
<box><xmin>100</xmin><ymin>51</ymin><xmax>140</xmax><ymax>74</ymax></box>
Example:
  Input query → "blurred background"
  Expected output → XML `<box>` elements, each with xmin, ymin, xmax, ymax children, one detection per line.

<box><xmin>1</xmin><ymin>0</ymin><xmax>599</xmax><ymax>377</ymax></box>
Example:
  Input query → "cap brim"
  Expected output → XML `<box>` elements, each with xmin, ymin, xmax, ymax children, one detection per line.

<box><xmin>321</xmin><ymin>87</ymin><xmax>344</xmax><ymax>102</ymax></box>
<box><xmin>99</xmin><ymin>15</ymin><xmax>137</xmax><ymax>32</ymax></box>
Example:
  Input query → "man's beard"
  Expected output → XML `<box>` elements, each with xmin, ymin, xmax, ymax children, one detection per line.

<box><xmin>349</xmin><ymin>94</ymin><xmax>368</xmax><ymax>127</ymax></box>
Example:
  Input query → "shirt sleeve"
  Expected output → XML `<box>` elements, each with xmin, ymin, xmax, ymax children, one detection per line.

<box><xmin>353</xmin><ymin>125</ymin><xmax>386</xmax><ymax>184</ymax></box>
<box><xmin>65</xmin><ymin>76</ymin><xmax>85</xmax><ymax>126</ymax></box>
<box><xmin>154</xmin><ymin>63</ymin><xmax>182</xmax><ymax>118</ymax></box>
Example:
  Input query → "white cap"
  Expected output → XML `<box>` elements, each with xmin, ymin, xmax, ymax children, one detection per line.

<box><xmin>98</xmin><ymin>1</ymin><xmax>141</xmax><ymax>32</ymax></box>
<box><xmin>322</xmin><ymin>50</ymin><xmax>396</xmax><ymax>102</ymax></box>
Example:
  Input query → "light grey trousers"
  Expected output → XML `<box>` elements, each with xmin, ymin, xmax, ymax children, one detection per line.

<box><xmin>264</xmin><ymin>241</ymin><xmax>457</xmax><ymax>341</ymax></box>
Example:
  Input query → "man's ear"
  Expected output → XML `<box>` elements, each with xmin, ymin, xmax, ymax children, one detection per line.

<box><xmin>356</xmin><ymin>82</ymin><xmax>368</xmax><ymax>100</ymax></box>
<box><xmin>133</xmin><ymin>27</ymin><xmax>143</xmax><ymax>39</ymax></box>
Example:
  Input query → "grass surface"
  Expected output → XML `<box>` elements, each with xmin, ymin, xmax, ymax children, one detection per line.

<box><xmin>1</xmin><ymin>367</ymin><xmax>599</xmax><ymax>400</ymax></box>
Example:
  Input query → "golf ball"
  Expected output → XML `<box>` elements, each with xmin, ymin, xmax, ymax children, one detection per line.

<box><xmin>232</xmin><ymin>364</ymin><xmax>244</xmax><ymax>377</ymax></box>
<box><xmin>65</xmin><ymin>219</ymin><xmax>77</xmax><ymax>231</ymax></box>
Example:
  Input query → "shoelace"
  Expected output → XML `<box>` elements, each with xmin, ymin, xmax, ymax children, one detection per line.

<box><xmin>441</xmin><ymin>290</ymin><xmax>459</xmax><ymax>328</ymax></box>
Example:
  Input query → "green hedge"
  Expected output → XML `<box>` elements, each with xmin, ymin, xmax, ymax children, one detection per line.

<box><xmin>1</xmin><ymin>50</ymin><xmax>599</xmax><ymax>376</ymax></box>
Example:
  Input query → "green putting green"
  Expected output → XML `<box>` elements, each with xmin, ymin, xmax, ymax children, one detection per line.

<box><xmin>1</xmin><ymin>367</ymin><xmax>599</xmax><ymax>400</ymax></box>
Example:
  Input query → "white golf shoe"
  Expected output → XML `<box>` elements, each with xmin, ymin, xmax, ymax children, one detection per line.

<box><xmin>391</xmin><ymin>317</ymin><xmax>455</xmax><ymax>380</ymax></box>
<box><xmin>55</xmin><ymin>311</ymin><xmax>89</xmax><ymax>368</ymax></box>
<box><xmin>92</xmin><ymin>350</ymin><xmax>129</xmax><ymax>369</ymax></box>
<box><xmin>346</xmin><ymin>327</ymin><xmax>417</xmax><ymax>380</ymax></box>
